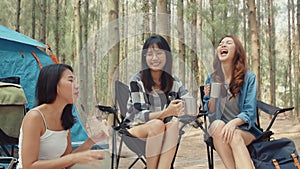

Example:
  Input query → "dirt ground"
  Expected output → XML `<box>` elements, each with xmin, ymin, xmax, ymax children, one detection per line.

<box><xmin>8</xmin><ymin>112</ymin><xmax>299</xmax><ymax>169</ymax></box>
<box><xmin>116</xmin><ymin>113</ymin><xmax>300</xmax><ymax>169</ymax></box>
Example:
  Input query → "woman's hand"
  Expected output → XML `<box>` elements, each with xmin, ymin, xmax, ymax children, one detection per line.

<box><xmin>204</xmin><ymin>84</ymin><xmax>211</xmax><ymax>96</ymax></box>
<box><xmin>205</xmin><ymin>84</ymin><xmax>218</xmax><ymax>113</ymax></box>
<box><xmin>220</xmin><ymin>120</ymin><xmax>238</xmax><ymax>143</ymax></box>
<box><xmin>163</xmin><ymin>99</ymin><xmax>183</xmax><ymax>117</ymax></box>
<box><xmin>86</xmin><ymin>116</ymin><xmax>109</xmax><ymax>143</ymax></box>
<box><xmin>221</xmin><ymin>118</ymin><xmax>245</xmax><ymax>143</ymax></box>
<box><xmin>90</xmin><ymin>129</ymin><xmax>109</xmax><ymax>143</ymax></box>
<box><xmin>71</xmin><ymin>150</ymin><xmax>106</xmax><ymax>165</ymax></box>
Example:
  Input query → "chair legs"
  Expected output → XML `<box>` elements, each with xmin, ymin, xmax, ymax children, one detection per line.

<box><xmin>111</xmin><ymin>129</ymin><xmax>118</xmax><ymax>169</ymax></box>
<box><xmin>207</xmin><ymin>143</ymin><xmax>214</xmax><ymax>169</ymax></box>
<box><xmin>170</xmin><ymin>122</ymin><xmax>186</xmax><ymax>169</ymax></box>
<box><xmin>114</xmin><ymin>133</ymin><xmax>146</xmax><ymax>169</ymax></box>
<box><xmin>112</xmin><ymin>116</ymin><xmax>204</xmax><ymax>169</ymax></box>
<box><xmin>128</xmin><ymin>156</ymin><xmax>146</xmax><ymax>169</ymax></box>
<box><xmin>115</xmin><ymin>135</ymin><xmax>123</xmax><ymax>169</ymax></box>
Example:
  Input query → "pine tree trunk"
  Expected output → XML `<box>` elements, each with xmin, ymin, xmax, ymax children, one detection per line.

<box><xmin>74</xmin><ymin>0</ymin><xmax>85</xmax><ymax>107</ymax></box>
<box><xmin>295</xmin><ymin>0</ymin><xmax>300</xmax><ymax>117</ymax></box>
<box><xmin>257</xmin><ymin>0</ymin><xmax>261</xmax><ymax>99</ymax></box>
<box><xmin>41</xmin><ymin>0</ymin><xmax>47</xmax><ymax>44</ymax></box>
<box><xmin>16</xmin><ymin>0</ymin><xmax>21</xmax><ymax>32</ymax></box>
<box><xmin>61</xmin><ymin>0</ymin><xmax>68</xmax><ymax>63</ymax></box>
<box><xmin>83</xmin><ymin>0</ymin><xmax>89</xmax><ymax>46</ymax></box>
<box><xmin>249</xmin><ymin>0</ymin><xmax>260</xmax><ymax>100</ymax></box>
<box><xmin>287</xmin><ymin>0</ymin><xmax>293</xmax><ymax>110</ymax></box>
<box><xmin>74</xmin><ymin>0</ymin><xmax>82</xmax><ymax>62</ymax></box>
<box><xmin>123</xmin><ymin>0</ymin><xmax>128</xmax><ymax>81</ymax></box>
<box><xmin>156</xmin><ymin>0</ymin><xmax>169</xmax><ymax>42</ymax></box>
<box><xmin>209</xmin><ymin>0</ymin><xmax>216</xmax><ymax>46</ymax></box>
<box><xmin>267</xmin><ymin>0</ymin><xmax>276</xmax><ymax>106</ymax></box>
<box><xmin>31</xmin><ymin>0</ymin><xmax>36</xmax><ymax>39</ymax></box>
<box><xmin>142</xmin><ymin>0</ymin><xmax>150</xmax><ymax>42</ymax></box>
<box><xmin>55</xmin><ymin>0</ymin><xmax>60</xmax><ymax>60</ymax></box>
<box><xmin>151</xmin><ymin>0</ymin><xmax>156</xmax><ymax>33</ymax></box>
<box><xmin>190</xmin><ymin>0</ymin><xmax>199</xmax><ymax>96</ymax></box>
<box><xmin>177</xmin><ymin>0</ymin><xmax>185</xmax><ymax>82</ymax></box>
<box><xmin>107</xmin><ymin>0</ymin><xmax>119</xmax><ymax>104</ymax></box>
<box><xmin>199</xmin><ymin>0</ymin><xmax>204</xmax><ymax>84</ymax></box>
<box><xmin>243</xmin><ymin>0</ymin><xmax>247</xmax><ymax>63</ymax></box>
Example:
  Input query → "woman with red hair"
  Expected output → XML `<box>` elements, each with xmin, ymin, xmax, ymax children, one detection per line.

<box><xmin>203</xmin><ymin>35</ymin><xmax>262</xmax><ymax>169</ymax></box>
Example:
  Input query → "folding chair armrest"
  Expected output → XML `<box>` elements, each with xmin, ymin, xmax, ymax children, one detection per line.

<box><xmin>252</xmin><ymin>130</ymin><xmax>274</xmax><ymax>143</ymax></box>
<box><xmin>257</xmin><ymin>100</ymin><xmax>294</xmax><ymax>131</ymax></box>
<box><xmin>95</xmin><ymin>105</ymin><xmax>116</xmax><ymax>114</ymax></box>
<box><xmin>95</xmin><ymin>104</ymin><xmax>121</xmax><ymax>126</ymax></box>
<box><xmin>273</xmin><ymin>107</ymin><xmax>294</xmax><ymax>116</ymax></box>
<box><xmin>257</xmin><ymin>100</ymin><xmax>294</xmax><ymax>116</ymax></box>
<box><xmin>0</xmin><ymin>157</ymin><xmax>17</xmax><ymax>169</ymax></box>
<box><xmin>198</xmin><ymin>110</ymin><xmax>208</xmax><ymax>117</ymax></box>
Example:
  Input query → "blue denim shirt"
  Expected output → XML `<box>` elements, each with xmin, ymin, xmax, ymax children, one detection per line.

<box><xmin>203</xmin><ymin>70</ymin><xmax>262</xmax><ymax>137</ymax></box>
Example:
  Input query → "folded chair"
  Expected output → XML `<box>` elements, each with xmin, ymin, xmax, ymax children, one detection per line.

<box><xmin>0</xmin><ymin>81</ymin><xmax>27</xmax><ymax>169</ymax></box>
<box><xmin>97</xmin><ymin>80</ymin><xmax>198</xmax><ymax>169</ymax></box>
<box><xmin>198</xmin><ymin>85</ymin><xmax>294</xmax><ymax>169</ymax></box>
<box><xmin>0</xmin><ymin>82</ymin><xmax>27</xmax><ymax>157</ymax></box>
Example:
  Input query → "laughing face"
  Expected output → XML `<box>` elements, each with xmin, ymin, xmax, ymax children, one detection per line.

<box><xmin>146</xmin><ymin>43</ymin><xmax>167</xmax><ymax>72</ymax></box>
<box><xmin>217</xmin><ymin>37</ymin><xmax>236</xmax><ymax>63</ymax></box>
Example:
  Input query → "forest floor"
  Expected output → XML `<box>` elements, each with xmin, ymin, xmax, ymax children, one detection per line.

<box><xmin>115</xmin><ymin>113</ymin><xmax>300</xmax><ymax>169</ymax></box>
<box><xmin>3</xmin><ymin>109</ymin><xmax>298</xmax><ymax>169</ymax></box>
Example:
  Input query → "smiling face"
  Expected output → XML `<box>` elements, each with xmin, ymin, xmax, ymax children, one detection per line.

<box><xmin>145</xmin><ymin>43</ymin><xmax>167</xmax><ymax>72</ymax></box>
<box><xmin>217</xmin><ymin>37</ymin><xmax>236</xmax><ymax>64</ymax></box>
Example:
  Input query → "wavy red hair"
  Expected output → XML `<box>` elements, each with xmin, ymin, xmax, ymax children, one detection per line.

<box><xmin>212</xmin><ymin>35</ymin><xmax>247</xmax><ymax>98</ymax></box>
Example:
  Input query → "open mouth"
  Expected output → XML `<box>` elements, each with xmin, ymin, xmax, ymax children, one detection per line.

<box><xmin>220</xmin><ymin>49</ymin><xmax>228</xmax><ymax>56</ymax></box>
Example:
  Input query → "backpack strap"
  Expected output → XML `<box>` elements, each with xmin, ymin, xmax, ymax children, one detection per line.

<box><xmin>291</xmin><ymin>153</ymin><xmax>300</xmax><ymax>169</ymax></box>
<box><xmin>272</xmin><ymin>159</ymin><xmax>281</xmax><ymax>169</ymax></box>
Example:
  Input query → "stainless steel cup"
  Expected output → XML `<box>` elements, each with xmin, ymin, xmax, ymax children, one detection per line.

<box><xmin>181</xmin><ymin>95</ymin><xmax>198</xmax><ymax>116</ymax></box>
<box><xmin>210</xmin><ymin>82</ymin><xmax>222</xmax><ymax>98</ymax></box>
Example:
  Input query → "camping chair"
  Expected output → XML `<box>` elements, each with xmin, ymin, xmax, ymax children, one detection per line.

<box><xmin>97</xmin><ymin>80</ymin><xmax>146</xmax><ymax>169</ymax></box>
<box><xmin>0</xmin><ymin>81</ymin><xmax>27</xmax><ymax>157</ymax></box>
<box><xmin>198</xmin><ymin>85</ymin><xmax>294</xmax><ymax>169</ymax></box>
<box><xmin>97</xmin><ymin>80</ymin><xmax>198</xmax><ymax>169</ymax></box>
<box><xmin>0</xmin><ymin>157</ymin><xmax>17</xmax><ymax>169</ymax></box>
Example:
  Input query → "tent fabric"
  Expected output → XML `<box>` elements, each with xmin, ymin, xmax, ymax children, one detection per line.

<box><xmin>0</xmin><ymin>25</ymin><xmax>46</xmax><ymax>48</ymax></box>
<box><xmin>0</xmin><ymin>25</ymin><xmax>87</xmax><ymax>143</ymax></box>
<box><xmin>0</xmin><ymin>38</ymin><xmax>53</xmax><ymax>109</ymax></box>
<box><xmin>72</xmin><ymin>106</ymin><xmax>88</xmax><ymax>142</ymax></box>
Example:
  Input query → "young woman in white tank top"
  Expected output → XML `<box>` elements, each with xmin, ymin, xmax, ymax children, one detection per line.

<box><xmin>17</xmin><ymin>64</ymin><xmax>107</xmax><ymax>169</ymax></box>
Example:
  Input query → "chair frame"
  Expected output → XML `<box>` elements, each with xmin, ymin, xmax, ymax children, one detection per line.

<box><xmin>97</xmin><ymin>80</ymin><xmax>147</xmax><ymax>169</ymax></box>
<box><xmin>198</xmin><ymin>85</ymin><xmax>294</xmax><ymax>169</ymax></box>
<box><xmin>0</xmin><ymin>78</ymin><xmax>25</xmax><ymax>157</ymax></box>
<box><xmin>0</xmin><ymin>156</ymin><xmax>17</xmax><ymax>169</ymax></box>
<box><xmin>97</xmin><ymin>80</ymin><xmax>199</xmax><ymax>169</ymax></box>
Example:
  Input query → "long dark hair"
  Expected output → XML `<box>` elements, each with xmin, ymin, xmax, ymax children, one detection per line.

<box><xmin>36</xmin><ymin>64</ymin><xmax>75</xmax><ymax>130</ymax></box>
<box><xmin>212</xmin><ymin>35</ymin><xmax>247</xmax><ymax>98</ymax></box>
<box><xmin>141</xmin><ymin>34</ymin><xmax>174</xmax><ymax>92</ymax></box>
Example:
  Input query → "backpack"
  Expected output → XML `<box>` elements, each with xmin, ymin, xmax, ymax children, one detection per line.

<box><xmin>248</xmin><ymin>137</ymin><xmax>300</xmax><ymax>169</ymax></box>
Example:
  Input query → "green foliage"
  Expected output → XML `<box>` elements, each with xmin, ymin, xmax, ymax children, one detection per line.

<box><xmin>0</xmin><ymin>0</ymin><xmax>297</xmax><ymax>112</ymax></box>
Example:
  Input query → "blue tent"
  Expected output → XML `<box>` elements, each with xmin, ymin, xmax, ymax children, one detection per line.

<box><xmin>0</xmin><ymin>25</ymin><xmax>87</xmax><ymax>142</ymax></box>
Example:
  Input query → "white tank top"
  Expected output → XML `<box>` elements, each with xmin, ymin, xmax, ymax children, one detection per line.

<box><xmin>17</xmin><ymin>109</ymin><xmax>69</xmax><ymax>169</ymax></box>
